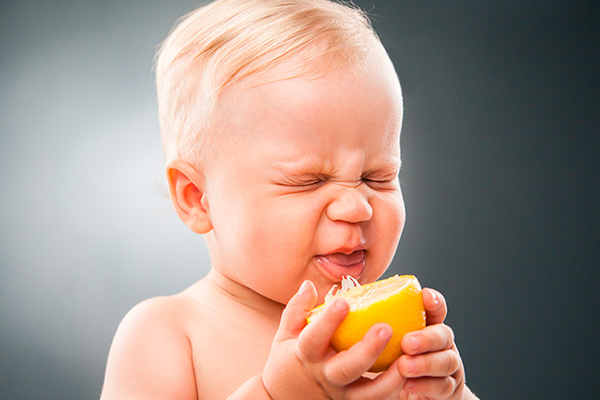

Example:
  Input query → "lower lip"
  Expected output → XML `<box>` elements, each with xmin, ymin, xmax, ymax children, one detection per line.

<box><xmin>314</xmin><ymin>251</ymin><xmax>366</xmax><ymax>282</ymax></box>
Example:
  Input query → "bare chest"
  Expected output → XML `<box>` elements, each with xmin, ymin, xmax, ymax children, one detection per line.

<box><xmin>188</xmin><ymin>306</ymin><xmax>278</xmax><ymax>399</ymax></box>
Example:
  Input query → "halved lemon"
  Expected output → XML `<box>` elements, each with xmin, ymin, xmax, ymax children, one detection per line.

<box><xmin>307</xmin><ymin>275</ymin><xmax>426</xmax><ymax>372</ymax></box>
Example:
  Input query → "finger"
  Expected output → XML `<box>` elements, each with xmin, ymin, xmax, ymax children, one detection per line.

<box><xmin>398</xmin><ymin>349</ymin><xmax>461</xmax><ymax>378</ymax></box>
<box><xmin>276</xmin><ymin>280</ymin><xmax>318</xmax><ymax>340</ymax></box>
<box><xmin>421</xmin><ymin>288</ymin><xmax>447</xmax><ymax>325</ymax></box>
<box><xmin>297</xmin><ymin>298</ymin><xmax>349</xmax><ymax>363</ymax></box>
<box><xmin>403</xmin><ymin>376</ymin><xmax>457</xmax><ymax>399</ymax></box>
<box><xmin>401</xmin><ymin>324</ymin><xmax>455</xmax><ymax>355</ymax></box>
<box><xmin>342</xmin><ymin>358</ymin><xmax>406</xmax><ymax>400</ymax></box>
<box><xmin>323</xmin><ymin>323</ymin><xmax>392</xmax><ymax>386</ymax></box>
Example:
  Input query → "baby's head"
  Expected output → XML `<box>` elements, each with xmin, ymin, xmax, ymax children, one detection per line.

<box><xmin>157</xmin><ymin>0</ymin><xmax>405</xmax><ymax>304</ymax></box>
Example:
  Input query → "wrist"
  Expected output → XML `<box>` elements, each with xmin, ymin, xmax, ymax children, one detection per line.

<box><xmin>259</xmin><ymin>375</ymin><xmax>274</xmax><ymax>400</ymax></box>
<box><xmin>226</xmin><ymin>375</ymin><xmax>273</xmax><ymax>400</ymax></box>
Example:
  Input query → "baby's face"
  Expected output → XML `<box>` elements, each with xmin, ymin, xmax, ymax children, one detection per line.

<box><xmin>203</xmin><ymin>56</ymin><xmax>405</xmax><ymax>305</ymax></box>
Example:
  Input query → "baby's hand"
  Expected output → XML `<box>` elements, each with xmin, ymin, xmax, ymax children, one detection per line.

<box><xmin>397</xmin><ymin>288</ymin><xmax>472</xmax><ymax>400</ymax></box>
<box><xmin>262</xmin><ymin>280</ymin><xmax>407</xmax><ymax>400</ymax></box>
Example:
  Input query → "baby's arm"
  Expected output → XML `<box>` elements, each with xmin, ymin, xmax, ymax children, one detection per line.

<box><xmin>100</xmin><ymin>297</ymin><xmax>198</xmax><ymax>400</ymax></box>
<box><xmin>398</xmin><ymin>288</ymin><xmax>480</xmax><ymax>400</ymax></box>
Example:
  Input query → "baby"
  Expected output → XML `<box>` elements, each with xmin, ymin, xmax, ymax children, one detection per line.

<box><xmin>101</xmin><ymin>0</ymin><xmax>479</xmax><ymax>398</ymax></box>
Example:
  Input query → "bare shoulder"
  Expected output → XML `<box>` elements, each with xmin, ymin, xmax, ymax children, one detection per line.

<box><xmin>100</xmin><ymin>294</ymin><xmax>199</xmax><ymax>400</ymax></box>
<box><xmin>117</xmin><ymin>294</ymin><xmax>197</xmax><ymax>335</ymax></box>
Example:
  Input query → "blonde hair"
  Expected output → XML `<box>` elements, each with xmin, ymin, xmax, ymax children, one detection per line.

<box><xmin>155</xmin><ymin>0</ymin><xmax>382</xmax><ymax>166</ymax></box>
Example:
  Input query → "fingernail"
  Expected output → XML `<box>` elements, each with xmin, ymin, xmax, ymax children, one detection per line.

<box><xmin>334</xmin><ymin>298</ymin><xmax>348</xmax><ymax>312</ymax></box>
<box><xmin>378</xmin><ymin>327</ymin><xmax>392</xmax><ymax>341</ymax></box>
<box><xmin>408</xmin><ymin>335</ymin><xmax>418</xmax><ymax>352</ymax></box>
<box><xmin>404</xmin><ymin>379</ymin><xmax>415</xmax><ymax>389</ymax></box>
<box><xmin>430</xmin><ymin>290</ymin><xmax>440</xmax><ymax>306</ymax></box>
<box><xmin>406</xmin><ymin>359</ymin><xmax>416</xmax><ymax>373</ymax></box>
<box><xmin>298</xmin><ymin>280</ymin><xmax>310</xmax><ymax>294</ymax></box>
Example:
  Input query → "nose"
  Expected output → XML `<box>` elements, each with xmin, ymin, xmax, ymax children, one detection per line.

<box><xmin>325</xmin><ymin>182</ymin><xmax>373</xmax><ymax>223</ymax></box>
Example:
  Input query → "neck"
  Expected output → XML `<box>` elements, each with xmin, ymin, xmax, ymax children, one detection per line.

<box><xmin>206</xmin><ymin>269</ymin><xmax>285</xmax><ymax>321</ymax></box>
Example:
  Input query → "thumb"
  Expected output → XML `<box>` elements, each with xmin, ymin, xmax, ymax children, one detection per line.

<box><xmin>275</xmin><ymin>280</ymin><xmax>318</xmax><ymax>341</ymax></box>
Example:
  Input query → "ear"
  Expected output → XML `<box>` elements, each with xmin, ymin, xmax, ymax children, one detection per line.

<box><xmin>165</xmin><ymin>159</ymin><xmax>212</xmax><ymax>234</ymax></box>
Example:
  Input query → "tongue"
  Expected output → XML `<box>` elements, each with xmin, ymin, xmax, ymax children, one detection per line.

<box><xmin>323</xmin><ymin>250</ymin><xmax>365</xmax><ymax>267</ymax></box>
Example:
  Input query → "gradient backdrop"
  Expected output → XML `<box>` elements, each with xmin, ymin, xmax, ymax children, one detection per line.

<box><xmin>1</xmin><ymin>1</ymin><xmax>598</xmax><ymax>399</ymax></box>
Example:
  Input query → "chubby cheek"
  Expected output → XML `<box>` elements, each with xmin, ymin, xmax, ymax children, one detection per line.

<box><xmin>366</xmin><ymin>192</ymin><xmax>406</xmax><ymax>278</ymax></box>
<box><xmin>242</xmin><ymin>198</ymin><xmax>313</xmax><ymax>254</ymax></box>
<box><xmin>227</xmin><ymin>198</ymin><xmax>319</xmax><ymax>301</ymax></box>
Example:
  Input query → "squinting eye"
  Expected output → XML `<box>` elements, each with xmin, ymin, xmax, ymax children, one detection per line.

<box><xmin>363</xmin><ymin>177</ymin><xmax>398</xmax><ymax>189</ymax></box>
<box><xmin>283</xmin><ymin>178</ymin><xmax>325</xmax><ymax>192</ymax></box>
<box><xmin>296</xmin><ymin>180</ymin><xmax>326</xmax><ymax>191</ymax></box>
<box><xmin>298</xmin><ymin>179</ymin><xmax>322</xmax><ymax>186</ymax></box>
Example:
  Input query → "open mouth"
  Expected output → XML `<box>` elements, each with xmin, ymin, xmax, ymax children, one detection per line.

<box><xmin>315</xmin><ymin>250</ymin><xmax>366</xmax><ymax>281</ymax></box>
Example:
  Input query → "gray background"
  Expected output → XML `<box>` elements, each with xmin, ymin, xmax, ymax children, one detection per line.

<box><xmin>1</xmin><ymin>1</ymin><xmax>598</xmax><ymax>399</ymax></box>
